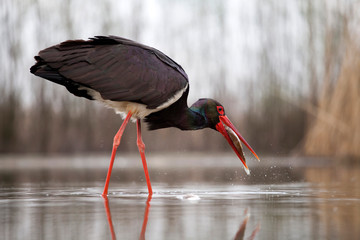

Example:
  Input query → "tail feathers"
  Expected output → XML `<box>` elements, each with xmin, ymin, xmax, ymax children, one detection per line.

<box><xmin>30</xmin><ymin>57</ymin><xmax>94</xmax><ymax>100</ymax></box>
<box><xmin>31</xmin><ymin>57</ymin><xmax>64</xmax><ymax>84</ymax></box>
<box><xmin>29</xmin><ymin>56</ymin><xmax>43</xmax><ymax>74</ymax></box>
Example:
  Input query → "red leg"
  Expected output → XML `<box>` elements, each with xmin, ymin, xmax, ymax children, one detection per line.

<box><xmin>136</xmin><ymin>120</ymin><xmax>153</xmax><ymax>195</ymax></box>
<box><xmin>102</xmin><ymin>112</ymin><xmax>132</xmax><ymax>196</ymax></box>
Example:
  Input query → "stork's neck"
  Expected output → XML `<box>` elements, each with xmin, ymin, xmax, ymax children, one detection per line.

<box><xmin>145</xmin><ymin>98</ymin><xmax>210</xmax><ymax>131</ymax></box>
<box><xmin>176</xmin><ymin>106</ymin><xmax>207</xmax><ymax>130</ymax></box>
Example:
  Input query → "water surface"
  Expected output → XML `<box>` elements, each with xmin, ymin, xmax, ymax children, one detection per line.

<box><xmin>0</xmin><ymin>154</ymin><xmax>359</xmax><ymax>239</ymax></box>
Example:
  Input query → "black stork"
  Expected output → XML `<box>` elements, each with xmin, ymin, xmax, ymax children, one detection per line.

<box><xmin>30</xmin><ymin>36</ymin><xmax>259</xmax><ymax>196</ymax></box>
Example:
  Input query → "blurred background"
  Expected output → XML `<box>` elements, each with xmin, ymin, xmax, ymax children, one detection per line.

<box><xmin>1</xmin><ymin>0</ymin><xmax>359</xmax><ymax>159</ymax></box>
<box><xmin>2</xmin><ymin>2</ymin><xmax>360</xmax><ymax>239</ymax></box>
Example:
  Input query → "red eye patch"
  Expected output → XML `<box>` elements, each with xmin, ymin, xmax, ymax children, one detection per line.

<box><xmin>217</xmin><ymin>106</ymin><xmax>224</xmax><ymax>115</ymax></box>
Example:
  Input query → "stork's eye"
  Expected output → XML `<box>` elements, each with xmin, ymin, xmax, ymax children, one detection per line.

<box><xmin>217</xmin><ymin>106</ymin><xmax>224</xmax><ymax>115</ymax></box>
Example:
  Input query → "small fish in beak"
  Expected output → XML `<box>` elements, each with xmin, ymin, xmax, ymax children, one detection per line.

<box><xmin>216</xmin><ymin>115</ymin><xmax>259</xmax><ymax>175</ymax></box>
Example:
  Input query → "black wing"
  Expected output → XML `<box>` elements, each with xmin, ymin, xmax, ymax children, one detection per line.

<box><xmin>30</xmin><ymin>36</ymin><xmax>189</xmax><ymax>109</ymax></box>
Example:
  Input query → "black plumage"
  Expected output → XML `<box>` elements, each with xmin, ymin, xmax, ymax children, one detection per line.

<box><xmin>30</xmin><ymin>36</ymin><xmax>188</xmax><ymax>109</ymax></box>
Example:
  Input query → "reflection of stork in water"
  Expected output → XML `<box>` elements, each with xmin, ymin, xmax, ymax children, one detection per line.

<box><xmin>102</xmin><ymin>195</ymin><xmax>151</xmax><ymax>240</ymax></box>
<box><xmin>103</xmin><ymin>195</ymin><xmax>260</xmax><ymax>240</ymax></box>
<box><xmin>102</xmin><ymin>196</ymin><xmax>116</xmax><ymax>240</ymax></box>
<box><xmin>233</xmin><ymin>208</ymin><xmax>261</xmax><ymax>240</ymax></box>
<box><xmin>31</xmin><ymin>36</ymin><xmax>259</xmax><ymax>196</ymax></box>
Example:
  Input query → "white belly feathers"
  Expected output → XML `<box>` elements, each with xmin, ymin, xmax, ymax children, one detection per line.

<box><xmin>79</xmin><ymin>83</ymin><xmax>188</xmax><ymax>120</ymax></box>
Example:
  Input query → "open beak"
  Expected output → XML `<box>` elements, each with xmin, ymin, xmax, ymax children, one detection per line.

<box><xmin>215</xmin><ymin>115</ymin><xmax>260</xmax><ymax>175</ymax></box>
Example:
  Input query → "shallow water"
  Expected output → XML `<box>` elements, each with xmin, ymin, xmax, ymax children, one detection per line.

<box><xmin>0</xmin><ymin>154</ymin><xmax>359</xmax><ymax>239</ymax></box>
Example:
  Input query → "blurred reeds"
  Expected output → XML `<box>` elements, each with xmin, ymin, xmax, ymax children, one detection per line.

<box><xmin>304</xmin><ymin>30</ymin><xmax>360</xmax><ymax>158</ymax></box>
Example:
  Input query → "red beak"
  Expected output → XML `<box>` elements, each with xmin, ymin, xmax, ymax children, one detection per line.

<box><xmin>215</xmin><ymin>115</ymin><xmax>260</xmax><ymax>175</ymax></box>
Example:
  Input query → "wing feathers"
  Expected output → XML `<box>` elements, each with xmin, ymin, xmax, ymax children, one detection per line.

<box><xmin>31</xmin><ymin>36</ymin><xmax>188</xmax><ymax>109</ymax></box>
